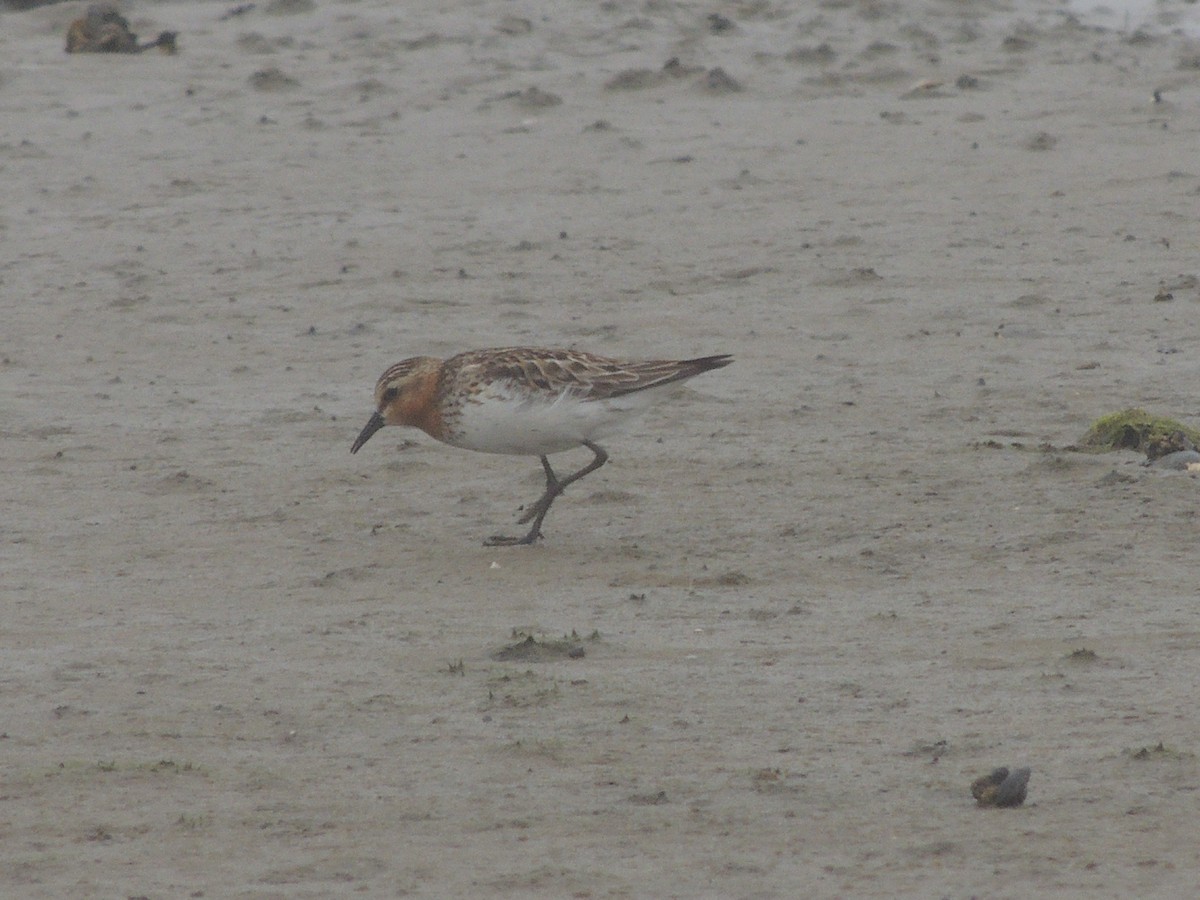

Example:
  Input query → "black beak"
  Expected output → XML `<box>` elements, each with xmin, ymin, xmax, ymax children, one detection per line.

<box><xmin>351</xmin><ymin>411</ymin><xmax>385</xmax><ymax>454</ymax></box>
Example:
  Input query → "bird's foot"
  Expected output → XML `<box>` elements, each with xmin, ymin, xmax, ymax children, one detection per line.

<box><xmin>483</xmin><ymin>530</ymin><xmax>542</xmax><ymax>547</ymax></box>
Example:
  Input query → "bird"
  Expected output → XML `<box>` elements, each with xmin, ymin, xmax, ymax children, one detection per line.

<box><xmin>350</xmin><ymin>347</ymin><xmax>732</xmax><ymax>545</ymax></box>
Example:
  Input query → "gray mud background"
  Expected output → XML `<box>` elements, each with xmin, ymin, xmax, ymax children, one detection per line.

<box><xmin>3</xmin><ymin>0</ymin><xmax>1200</xmax><ymax>895</ymax></box>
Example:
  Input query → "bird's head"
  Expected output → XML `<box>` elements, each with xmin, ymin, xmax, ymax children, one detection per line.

<box><xmin>350</xmin><ymin>357</ymin><xmax>442</xmax><ymax>453</ymax></box>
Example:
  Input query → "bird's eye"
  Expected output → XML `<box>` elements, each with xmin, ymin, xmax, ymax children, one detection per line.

<box><xmin>381</xmin><ymin>387</ymin><xmax>399</xmax><ymax>404</ymax></box>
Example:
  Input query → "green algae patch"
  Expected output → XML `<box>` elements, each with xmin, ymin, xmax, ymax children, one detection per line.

<box><xmin>1078</xmin><ymin>409</ymin><xmax>1200</xmax><ymax>454</ymax></box>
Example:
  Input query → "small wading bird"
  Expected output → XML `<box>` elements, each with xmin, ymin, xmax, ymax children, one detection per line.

<box><xmin>351</xmin><ymin>347</ymin><xmax>732</xmax><ymax>545</ymax></box>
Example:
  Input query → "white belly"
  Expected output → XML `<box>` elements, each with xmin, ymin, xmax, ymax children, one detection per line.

<box><xmin>445</xmin><ymin>384</ymin><xmax>664</xmax><ymax>455</ymax></box>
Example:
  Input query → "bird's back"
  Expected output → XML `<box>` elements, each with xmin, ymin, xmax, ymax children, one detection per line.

<box><xmin>436</xmin><ymin>348</ymin><xmax>731</xmax><ymax>455</ymax></box>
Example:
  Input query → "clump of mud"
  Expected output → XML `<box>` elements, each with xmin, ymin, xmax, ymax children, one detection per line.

<box><xmin>491</xmin><ymin>629</ymin><xmax>598</xmax><ymax>662</ymax></box>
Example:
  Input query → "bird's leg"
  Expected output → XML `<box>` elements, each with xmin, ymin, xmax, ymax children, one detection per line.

<box><xmin>484</xmin><ymin>441</ymin><xmax>609</xmax><ymax>546</ymax></box>
<box><xmin>484</xmin><ymin>455</ymin><xmax>559</xmax><ymax>546</ymax></box>
<box><xmin>517</xmin><ymin>441</ymin><xmax>609</xmax><ymax>526</ymax></box>
<box><xmin>516</xmin><ymin>455</ymin><xmax>563</xmax><ymax>525</ymax></box>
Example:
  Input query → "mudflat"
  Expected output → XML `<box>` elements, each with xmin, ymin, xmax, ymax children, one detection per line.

<box><xmin>3</xmin><ymin>0</ymin><xmax>1199</xmax><ymax>895</ymax></box>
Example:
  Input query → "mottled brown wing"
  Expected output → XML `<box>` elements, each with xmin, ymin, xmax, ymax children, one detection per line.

<box><xmin>449</xmin><ymin>348</ymin><xmax>730</xmax><ymax>401</ymax></box>
<box><xmin>597</xmin><ymin>355</ymin><xmax>733</xmax><ymax>399</ymax></box>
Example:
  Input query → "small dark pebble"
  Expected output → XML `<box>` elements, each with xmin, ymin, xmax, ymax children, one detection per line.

<box><xmin>971</xmin><ymin>766</ymin><xmax>1030</xmax><ymax>807</ymax></box>
<box><xmin>701</xmin><ymin>67</ymin><xmax>743</xmax><ymax>93</ymax></box>
<box><xmin>708</xmin><ymin>13</ymin><xmax>735</xmax><ymax>33</ymax></box>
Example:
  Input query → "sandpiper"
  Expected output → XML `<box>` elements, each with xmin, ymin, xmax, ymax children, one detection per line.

<box><xmin>351</xmin><ymin>347</ymin><xmax>732</xmax><ymax>545</ymax></box>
